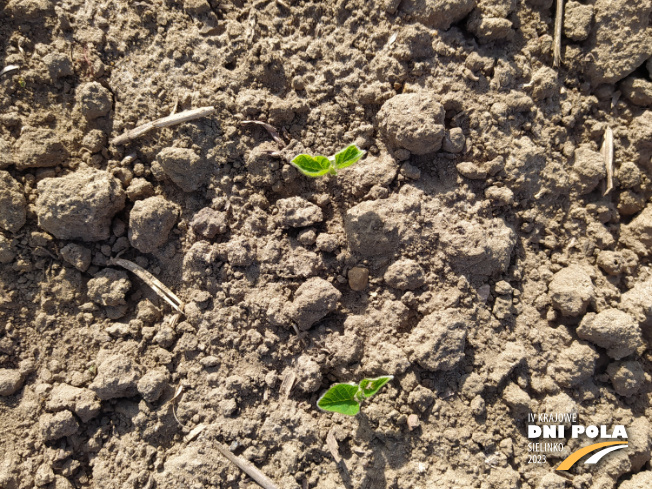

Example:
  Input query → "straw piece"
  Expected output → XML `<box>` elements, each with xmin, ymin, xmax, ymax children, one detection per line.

<box><xmin>553</xmin><ymin>0</ymin><xmax>564</xmax><ymax>68</ymax></box>
<box><xmin>241</xmin><ymin>120</ymin><xmax>285</xmax><ymax>147</ymax></box>
<box><xmin>0</xmin><ymin>65</ymin><xmax>20</xmax><ymax>77</ymax></box>
<box><xmin>326</xmin><ymin>428</ymin><xmax>341</xmax><ymax>463</ymax></box>
<box><xmin>111</xmin><ymin>106</ymin><xmax>215</xmax><ymax>145</ymax></box>
<box><xmin>279</xmin><ymin>370</ymin><xmax>296</xmax><ymax>398</ymax></box>
<box><xmin>109</xmin><ymin>257</ymin><xmax>184</xmax><ymax>313</ymax></box>
<box><xmin>214</xmin><ymin>442</ymin><xmax>281</xmax><ymax>489</ymax></box>
<box><xmin>601</xmin><ymin>126</ymin><xmax>614</xmax><ymax>196</ymax></box>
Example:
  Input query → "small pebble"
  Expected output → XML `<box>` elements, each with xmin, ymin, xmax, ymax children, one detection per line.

<box><xmin>348</xmin><ymin>267</ymin><xmax>369</xmax><ymax>291</ymax></box>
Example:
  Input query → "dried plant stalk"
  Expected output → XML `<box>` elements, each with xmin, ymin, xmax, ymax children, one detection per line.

<box><xmin>109</xmin><ymin>257</ymin><xmax>184</xmax><ymax>313</ymax></box>
<box><xmin>214</xmin><ymin>442</ymin><xmax>281</xmax><ymax>489</ymax></box>
<box><xmin>0</xmin><ymin>65</ymin><xmax>20</xmax><ymax>77</ymax></box>
<box><xmin>241</xmin><ymin>120</ymin><xmax>285</xmax><ymax>147</ymax></box>
<box><xmin>111</xmin><ymin>106</ymin><xmax>215</xmax><ymax>145</ymax></box>
<box><xmin>553</xmin><ymin>0</ymin><xmax>564</xmax><ymax>67</ymax></box>
<box><xmin>601</xmin><ymin>126</ymin><xmax>614</xmax><ymax>196</ymax></box>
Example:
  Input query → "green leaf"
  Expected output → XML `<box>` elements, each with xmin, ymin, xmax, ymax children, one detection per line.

<box><xmin>317</xmin><ymin>383</ymin><xmax>361</xmax><ymax>416</ymax></box>
<box><xmin>358</xmin><ymin>375</ymin><xmax>393</xmax><ymax>400</ymax></box>
<box><xmin>291</xmin><ymin>154</ymin><xmax>332</xmax><ymax>177</ymax></box>
<box><xmin>333</xmin><ymin>144</ymin><xmax>366</xmax><ymax>170</ymax></box>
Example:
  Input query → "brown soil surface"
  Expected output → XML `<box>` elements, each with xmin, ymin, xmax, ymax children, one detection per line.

<box><xmin>1</xmin><ymin>1</ymin><xmax>652</xmax><ymax>488</ymax></box>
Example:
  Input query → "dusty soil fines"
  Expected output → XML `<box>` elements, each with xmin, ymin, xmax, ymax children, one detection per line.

<box><xmin>0</xmin><ymin>0</ymin><xmax>652</xmax><ymax>488</ymax></box>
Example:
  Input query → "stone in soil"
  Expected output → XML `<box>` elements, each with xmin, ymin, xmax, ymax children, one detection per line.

<box><xmin>0</xmin><ymin>171</ymin><xmax>26</xmax><ymax>233</ymax></box>
<box><xmin>128</xmin><ymin>195</ymin><xmax>179</xmax><ymax>253</ymax></box>
<box><xmin>89</xmin><ymin>353</ymin><xmax>141</xmax><ymax>400</ymax></box>
<box><xmin>377</xmin><ymin>92</ymin><xmax>445</xmax><ymax>155</ymax></box>
<box><xmin>547</xmin><ymin>265</ymin><xmax>594</xmax><ymax>317</ymax></box>
<box><xmin>577</xmin><ymin>309</ymin><xmax>644</xmax><ymax>359</ymax></box>
<box><xmin>36</xmin><ymin>168</ymin><xmax>125</xmax><ymax>241</ymax></box>
<box><xmin>348</xmin><ymin>266</ymin><xmax>369</xmax><ymax>291</ymax></box>
<box><xmin>285</xmin><ymin>277</ymin><xmax>341</xmax><ymax>330</ymax></box>
<box><xmin>407</xmin><ymin>309</ymin><xmax>467</xmax><ymax>371</ymax></box>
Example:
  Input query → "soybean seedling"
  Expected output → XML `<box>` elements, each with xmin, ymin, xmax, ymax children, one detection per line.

<box><xmin>317</xmin><ymin>375</ymin><xmax>393</xmax><ymax>416</ymax></box>
<box><xmin>291</xmin><ymin>144</ymin><xmax>366</xmax><ymax>177</ymax></box>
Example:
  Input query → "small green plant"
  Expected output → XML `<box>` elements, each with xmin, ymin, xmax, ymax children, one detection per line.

<box><xmin>317</xmin><ymin>375</ymin><xmax>393</xmax><ymax>415</ymax></box>
<box><xmin>291</xmin><ymin>144</ymin><xmax>366</xmax><ymax>177</ymax></box>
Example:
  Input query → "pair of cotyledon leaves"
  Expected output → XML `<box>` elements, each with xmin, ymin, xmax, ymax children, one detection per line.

<box><xmin>291</xmin><ymin>144</ymin><xmax>366</xmax><ymax>177</ymax></box>
<box><xmin>317</xmin><ymin>376</ymin><xmax>393</xmax><ymax>416</ymax></box>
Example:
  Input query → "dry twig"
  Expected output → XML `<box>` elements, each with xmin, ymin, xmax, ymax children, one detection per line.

<box><xmin>109</xmin><ymin>257</ymin><xmax>185</xmax><ymax>313</ymax></box>
<box><xmin>601</xmin><ymin>126</ymin><xmax>614</xmax><ymax>196</ymax></box>
<box><xmin>111</xmin><ymin>106</ymin><xmax>216</xmax><ymax>145</ymax></box>
<box><xmin>553</xmin><ymin>0</ymin><xmax>564</xmax><ymax>67</ymax></box>
<box><xmin>214</xmin><ymin>441</ymin><xmax>281</xmax><ymax>489</ymax></box>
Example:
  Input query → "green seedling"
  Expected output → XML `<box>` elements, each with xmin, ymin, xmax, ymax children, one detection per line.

<box><xmin>291</xmin><ymin>144</ymin><xmax>365</xmax><ymax>177</ymax></box>
<box><xmin>317</xmin><ymin>375</ymin><xmax>393</xmax><ymax>416</ymax></box>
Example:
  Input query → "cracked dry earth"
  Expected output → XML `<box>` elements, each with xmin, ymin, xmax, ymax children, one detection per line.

<box><xmin>1</xmin><ymin>0</ymin><xmax>652</xmax><ymax>488</ymax></box>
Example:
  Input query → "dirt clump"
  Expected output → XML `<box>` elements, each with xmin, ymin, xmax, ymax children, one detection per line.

<box><xmin>128</xmin><ymin>195</ymin><xmax>178</xmax><ymax>253</ymax></box>
<box><xmin>0</xmin><ymin>171</ymin><xmax>26</xmax><ymax>233</ymax></box>
<box><xmin>35</xmin><ymin>168</ymin><xmax>125</xmax><ymax>241</ymax></box>
<box><xmin>377</xmin><ymin>92</ymin><xmax>445</xmax><ymax>155</ymax></box>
